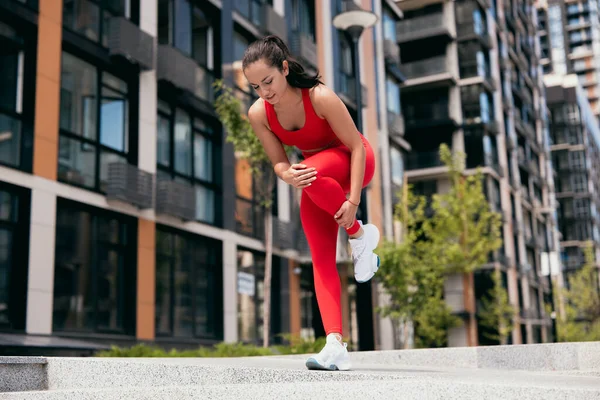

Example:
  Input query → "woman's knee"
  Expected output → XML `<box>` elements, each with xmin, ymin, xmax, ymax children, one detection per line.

<box><xmin>302</xmin><ymin>149</ymin><xmax>350</xmax><ymax>180</ymax></box>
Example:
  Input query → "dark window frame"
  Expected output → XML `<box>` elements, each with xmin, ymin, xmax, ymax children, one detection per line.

<box><xmin>236</xmin><ymin>246</ymin><xmax>281</xmax><ymax>345</ymax></box>
<box><xmin>0</xmin><ymin>20</ymin><xmax>36</xmax><ymax>173</ymax></box>
<box><xmin>156</xmin><ymin>98</ymin><xmax>223</xmax><ymax>226</ymax></box>
<box><xmin>154</xmin><ymin>224</ymin><xmax>223</xmax><ymax>341</ymax></box>
<box><xmin>0</xmin><ymin>181</ymin><xmax>31</xmax><ymax>332</ymax></box>
<box><xmin>52</xmin><ymin>197</ymin><xmax>137</xmax><ymax>336</ymax></box>
<box><xmin>61</xmin><ymin>0</ymin><xmax>140</xmax><ymax>48</ymax></box>
<box><xmin>57</xmin><ymin>49</ymin><xmax>139</xmax><ymax>194</ymax></box>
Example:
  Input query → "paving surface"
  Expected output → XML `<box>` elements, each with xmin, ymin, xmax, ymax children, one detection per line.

<box><xmin>1</xmin><ymin>342</ymin><xmax>599</xmax><ymax>399</ymax></box>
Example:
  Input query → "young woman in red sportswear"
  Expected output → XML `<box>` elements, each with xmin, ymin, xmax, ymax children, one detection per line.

<box><xmin>243</xmin><ymin>35</ymin><xmax>381</xmax><ymax>371</ymax></box>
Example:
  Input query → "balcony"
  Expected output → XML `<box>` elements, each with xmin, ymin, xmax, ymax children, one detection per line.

<box><xmin>401</xmin><ymin>54</ymin><xmax>458</xmax><ymax>90</ymax></box>
<box><xmin>406</xmin><ymin>150</ymin><xmax>444</xmax><ymax>170</ymax></box>
<box><xmin>105</xmin><ymin>162</ymin><xmax>153</xmax><ymax>209</ymax></box>
<box><xmin>485</xmin><ymin>154</ymin><xmax>503</xmax><ymax>177</ymax></box>
<box><xmin>403</xmin><ymin>101</ymin><xmax>457</xmax><ymax>130</ymax></box>
<box><xmin>457</xmin><ymin>21</ymin><xmax>492</xmax><ymax>49</ymax></box>
<box><xmin>396</xmin><ymin>11</ymin><xmax>454</xmax><ymax>44</ymax></box>
<box><xmin>290</xmin><ymin>32</ymin><xmax>318</xmax><ymax>70</ymax></box>
<box><xmin>107</xmin><ymin>16</ymin><xmax>154</xmax><ymax>70</ymax></box>
<box><xmin>395</xmin><ymin>0</ymin><xmax>446</xmax><ymax>11</ymax></box>
<box><xmin>157</xmin><ymin>45</ymin><xmax>215</xmax><ymax>106</ymax></box>
<box><xmin>156</xmin><ymin>177</ymin><xmax>196</xmax><ymax>221</ymax></box>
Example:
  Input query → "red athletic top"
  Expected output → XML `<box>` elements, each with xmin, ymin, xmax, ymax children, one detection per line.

<box><xmin>264</xmin><ymin>88</ymin><xmax>343</xmax><ymax>154</ymax></box>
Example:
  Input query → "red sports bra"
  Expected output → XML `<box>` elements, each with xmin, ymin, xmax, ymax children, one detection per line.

<box><xmin>264</xmin><ymin>88</ymin><xmax>343</xmax><ymax>153</ymax></box>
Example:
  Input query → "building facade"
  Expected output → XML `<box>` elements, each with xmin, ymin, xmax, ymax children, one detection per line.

<box><xmin>537</xmin><ymin>0</ymin><xmax>600</xmax><ymax>122</ymax></box>
<box><xmin>0</xmin><ymin>0</ymin><xmax>413</xmax><ymax>353</ymax></box>
<box><xmin>544</xmin><ymin>74</ymin><xmax>600</xmax><ymax>284</ymax></box>
<box><xmin>394</xmin><ymin>0</ymin><xmax>558</xmax><ymax>345</ymax></box>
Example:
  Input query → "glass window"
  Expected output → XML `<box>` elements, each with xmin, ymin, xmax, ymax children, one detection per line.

<box><xmin>156</xmin><ymin>104</ymin><xmax>220</xmax><ymax>225</ymax></box>
<box><xmin>293</xmin><ymin>0</ymin><xmax>316</xmax><ymax>41</ymax></box>
<box><xmin>58</xmin><ymin>52</ymin><xmax>131</xmax><ymax>192</ymax></box>
<box><xmin>0</xmin><ymin>185</ymin><xmax>29</xmax><ymax>331</ymax></box>
<box><xmin>100</xmin><ymin>74</ymin><xmax>128</xmax><ymax>152</ymax></box>
<box><xmin>382</xmin><ymin>8</ymin><xmax>396</xmax><ymax>42</ymax></box>
<box><xmin>174</xmin><ymin>109</ymin><xmax>192</xmax><ymax>175</ymax></box>
<box><xmin>386</xmin><ymin>78</ymin><xmax>401</xmax><ymax>115</ymax></box>
<box><xmin>53</xmin><ymin>200</ymin><xmax>135</xmax><ymax>334</ymax></box>
<box><xmin>62</xmin><ymin>0</ymin><xmax>129</xmax><ymax>47</ymax></box>
<box><xmin>158</xmin><ymin>0</ymin><xmax>210</xmax><ymax>67</ymax></box>
<box><xmin>155</xmin><ymin>228</ymin><xmax>221</xmax><ymax>339</ymax></box>
<box><xmin>237</xmin><ymin>249</ymin><xmax>265</xmax><ymax>343</ymax></box>
<box><xmin>234</xmin><ymin>31</ymin><xmax>249</xmax><ymax>62</ymax></box>
<box><xmin>0</xmin><ymin>26</ymin><xmax>25</xmax><ymax>169</ymax></box>
<box><xmin>390</xmin><ymin>146</ymin><xmax>404</xmax><ymax>187</ymax></box>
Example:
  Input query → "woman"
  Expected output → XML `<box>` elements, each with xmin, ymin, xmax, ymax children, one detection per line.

<box><xmin>243</xmin><ymin>35</ymin><xmax>380</xmax><ymax>371</ymax></box>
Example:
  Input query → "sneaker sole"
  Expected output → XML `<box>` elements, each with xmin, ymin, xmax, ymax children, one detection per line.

<box><xmin>355</xmin><ymin>254</ymin><xmax>379</xmax><ymax>283</ymax></box>
<box><xmin>305</xmin><ymin>358</ymin><xmax>351</xmax><ymax>371</ymax></box>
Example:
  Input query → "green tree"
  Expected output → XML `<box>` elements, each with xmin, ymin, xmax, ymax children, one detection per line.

<box><xmin>477</xmin><ymin>269</ymin><xmax>516</xmax><ymax>345</ymax></box>
<box><xmin>378</xmin><ymin>144</ymin><xmax>503</xmax><ymax>348</ymax></box>
<box><xmin>555</xmin><ymin>242</ymin><xmax>600</xmax><ymax>342</ymax></box>
<box><xmin>377</xmin><ymin>176</ymin><xmax>459</xmax><ymax>349</ymax></box>
<box><xmin>213</xmin><ymin>80</ymin><xmax>291</xmax><ymax>347</ymax></box>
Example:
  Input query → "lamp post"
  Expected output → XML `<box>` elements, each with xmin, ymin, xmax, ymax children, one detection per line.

<box><xmin>333</xmin><ymin>1</ymin><xmax>378</xmax><ymax>352</ymax></box>
<box><xmin>332</xmin><ymin>1</ymin><xmax>378</xmax><ymax>133</ymax></box>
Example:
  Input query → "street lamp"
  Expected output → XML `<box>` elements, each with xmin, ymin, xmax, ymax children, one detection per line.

<box><xmin>332</xmin><ymin>1</ymin><xmax>378</xmax><ymax>352</ymax></box>
<box><xmin>332</xmin><ymin>1</ymin><xmax>378</xmax><ymax>132</ymax></box>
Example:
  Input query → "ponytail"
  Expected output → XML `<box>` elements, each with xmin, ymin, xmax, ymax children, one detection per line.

<box><xmin>242</xmin><ymin>35</ymin><xmax>323</xmax><ymax>89</ymax></box>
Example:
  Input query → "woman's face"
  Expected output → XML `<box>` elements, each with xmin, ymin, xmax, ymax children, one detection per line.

<box><xmin>244</xmin><ymin>59</ymin><xmax>289</xmax><ymax>105</ymax></box>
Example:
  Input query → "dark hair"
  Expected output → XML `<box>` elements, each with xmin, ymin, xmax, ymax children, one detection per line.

<box><xmin>242</xmin><ymin>35</ymin><xmax>323</xmax><ymax>89</ymax></box>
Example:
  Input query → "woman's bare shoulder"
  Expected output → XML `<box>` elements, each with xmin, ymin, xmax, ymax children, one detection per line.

<box><xmin>248</xmin><ymin>98</ymin><xmax>267</xmax><ymax>124</ymax></box>
<box><xmin>309</xmin><ymin>84</ymin><xmax>343</xmax><ymax>118</ymax></box>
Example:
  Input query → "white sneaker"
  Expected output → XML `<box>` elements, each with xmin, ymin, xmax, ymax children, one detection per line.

<box><xmin>349</xmin><ymin>221</ymin><xmax>380</xmax><ymax>283</ymax></box>
<box><xmin>305</xmin><ymin>334</ymin><xmax>351</xmax><ymax>371</ymax></box>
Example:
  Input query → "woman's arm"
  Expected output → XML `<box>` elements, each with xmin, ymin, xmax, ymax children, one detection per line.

<box><xmin>311</xmin><ymin>85</ymin><xmax>366</xmax><ymax>206</ymax></box>
<box><xmin>248</xmin><ymin>100</ymin><xmax>317</xmax><ymax>189</ymax></box>
<box><xmin>248</xmin><ymin>101</ymin><xmax>291</xmax><ymax>178</ymax></box>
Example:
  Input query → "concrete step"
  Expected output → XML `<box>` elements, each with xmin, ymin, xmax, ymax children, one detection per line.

<box><xmin>268</xmin><ymin>340</ymin><xmax>600</xmax><ymax>371</ymax></box>
<box><xmin>1</xmin><ymin>342</ymin><xmax>599</xmax><ymax>398</ymax></box>
<box><xmin>1</xmin><ymin>369</ymin><xmax>600</xmax><ymax>400</ymax></box>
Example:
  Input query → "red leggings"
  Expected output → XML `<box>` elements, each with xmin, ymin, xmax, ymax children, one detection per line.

<box><xmin>300</xmin><ymin>135</ymin><xmax>375</xmax><ymax>336</ymax></box>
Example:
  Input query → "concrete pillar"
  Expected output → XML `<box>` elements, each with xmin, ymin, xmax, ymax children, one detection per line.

<box><xmin>25</xmin><ymin>0</ymin><xmax>63</xmax><ymax>334</ymax></box>
<box><xmin>135</xmin><ymin>0</ymin><xmax>158</xmax><ymax>341</ymax></box>
<box><xmin>32</xmin><ymin>0</ymin><xmax>62</xmax><ymax>181</ymax></box>
<box><xmin>223</xmin><ymin>238</ymin><xmax>238</xmax><ymax>342</ymax></box>
<box><xmin>289</xmin><ymin>261</ymin><xmax>301</xmax><ymax>337</ymax></box>
<box><xmin>26</xmin><ymin>189</ymin><xmax>57</xmax><ymax>334</ymax></box>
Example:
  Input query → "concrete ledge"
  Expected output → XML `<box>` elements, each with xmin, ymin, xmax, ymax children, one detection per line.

<box><xmin>43</xmin><ymin>358</ymin><xmax>405</xmax><ymax>390</ymax></box>
<box><xmin>0</xmin><ymin>357</ymin><xmax>47</xmax><ymax>393</ymax></box>
<box><xmin>270</xmin><ymin>341</ymin><xmax>600</xmax><ymax>371</ymax></box>
<box><xmin>2</xmin><ymin>376</ymin><xmax>600</xmax><ymax>400</ymax></box>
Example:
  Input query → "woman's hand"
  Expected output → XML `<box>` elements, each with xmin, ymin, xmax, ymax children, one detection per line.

<box><xmin>334</xmin><ymin>201</ymin><xmax>358</xmax><ymax>229</ymax></box>
<box><xmin>282</xmin><ymin>164</ymin><xmax>317</xmax><ymax>188</ymax></box>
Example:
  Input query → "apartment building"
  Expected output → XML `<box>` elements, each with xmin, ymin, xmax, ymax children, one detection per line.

<box><xmin>544</xmin><ymin>74</ymin><xmax>600</xmax><ymax>283</ymax></box>
<box><xmin>394</xmin><ymin>0</ymin><xmax>558</xmax><ymax>345</ymax></box>
<box><xmin>0</xmin><ymin>0</ymin><xmax>410</xmax><ymax>354</ymax></box>
<box><xmin>537</xmin><ymin>0</ymin><xmax>600</xmax><ymax>122</ymax></box>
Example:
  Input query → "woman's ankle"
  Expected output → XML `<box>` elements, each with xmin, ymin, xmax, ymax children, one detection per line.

<box><xmin>329</xmin><ymin>333</ymin><xmax>343</xmax><ymax>344</ymax></box>
<box><xmin>348</xmin><ymin>226</ymin><xmax>364</xmax><ymax>239</ymax></box>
